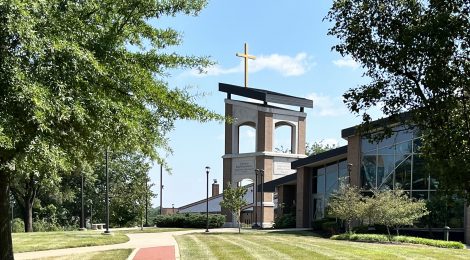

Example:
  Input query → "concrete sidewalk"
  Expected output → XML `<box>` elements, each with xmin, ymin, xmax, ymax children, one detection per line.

<box><xmin>14</xmin><ymin>228</ymin><xmax>239</xmax><ymax>260</ymax></box>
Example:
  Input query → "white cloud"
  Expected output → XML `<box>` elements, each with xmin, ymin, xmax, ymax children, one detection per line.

<box><xmin>332</xmin><ymin>56</ymin><xmax>360</xmax><ymax>69</ymax></box>
<box><xmin>306</xmin><ymin>92</ymin><xmax>349</xmax><ymax>117</ymax></box>
<box><xmin>190</xmin><ymin>52</ymin><xmax>312</xmax><ymax>77</ymax></box>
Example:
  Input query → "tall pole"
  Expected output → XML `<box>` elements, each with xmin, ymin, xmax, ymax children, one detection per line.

<box><xmin>145</xmin><ymin>183</ymin><xmax>149</xmax><ymax>227</ymax></box>
<box><xmin>80</xmin><ymin>173</ymin><xmax>85</xmax><ymax>230</ymax></box>
<box><xmin>205</xmin><ymin>166</ymin><xmax>210</xmax><ymax>232</ymax></box>
<box><xmin>253</xmin><ymin>169</ymin><xmax>259</xmax><ymax>228</ymax></box>
<box><xmin>104</xmin><ymin>149</ymin><xmax>110</xmax><ymax>234</ymax></box>
<box><xmin>160</xmin><ymin>164</ymin><xmax>163</xmax><ymax>215</ymax></box>
<box><xmin>260</xmin><ymin>169</ymin><xmax>264</xmax><ymax>229</ymax></box>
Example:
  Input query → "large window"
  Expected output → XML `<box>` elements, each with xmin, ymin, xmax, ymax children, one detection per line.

<box><xmin>360</xmin><ymin>126</ymin><xmax>436</xmax><ymax>196</ymax></box>
<box><xmin>312</xmin><ymin>160</ymin><xmax>347</xmax><ymax>220</ymax></box>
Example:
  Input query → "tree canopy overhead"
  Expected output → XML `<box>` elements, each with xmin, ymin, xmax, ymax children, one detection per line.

<box><xmin>326</xmin><ymin>1</ymin><xmax>469</xmax><ymax>196</ymax></box>
<box><xmin>0</xmin><ymin>1</ymin><xmax>222</xmax><ymax>259</ymax></box>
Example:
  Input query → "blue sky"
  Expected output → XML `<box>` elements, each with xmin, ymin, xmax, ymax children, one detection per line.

<box><xmin>148</xmin><ymin>1</ymin><xmax>378</xmax><ymax>208</ymax></box>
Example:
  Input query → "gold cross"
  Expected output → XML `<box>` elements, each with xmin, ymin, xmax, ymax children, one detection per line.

<box><xmin>236</xmin><ymin>43</ymin><xmax>256</xmax><ymax>88</ymax></box>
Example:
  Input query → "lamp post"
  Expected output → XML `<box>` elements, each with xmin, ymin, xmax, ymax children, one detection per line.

<box><xmin>160</xmin><ymin>164</ymin><xmax>163</xmax><ymax>215</ymax></box>
<box><xmin>205</xmin><ymin>166</ymin><xmax>210</xmax><ymax>233</ymax></box>
<box><xmin>80</xmin><ymin>172</ymin><xmax>86</xmax><ymax>230</ymax></box>
<box><xmin>252</xmin><ymin>169</ymin><xmax>260</xmax><ymax>228</ymax></box>
<box><xmin>259</xmin><ymin>169</ymin><xmax>264</xmax><ymax>229</ymax></box>
<box><xmin>104</xmin><ymin>149</ymin><xmax>111</xmax><ymax>234</ymax></box>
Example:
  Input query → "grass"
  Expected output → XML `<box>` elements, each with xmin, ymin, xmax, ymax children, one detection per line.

<box><xmin>331</xmin><ymin>233</ymin><xmax>465</xmax><ymax>249</ymax></box>
<box><xmin>115</xmin><ymin>227</ymin><xmax>191</xmax><ymax>234</ymax></box>
<box><xmin>175</xmin><ymin>230</ymin><xmax>470</xmax><ymax>259</ymax></box>
<box><xmin>13</xmin><ymin>231</ymin><xmax>129</xmax><ymax>253</ymax></box>
<box><xmin>38</xmin><ymin>249</ymin><xmax>132</xmax><ymax>260</ymax></box>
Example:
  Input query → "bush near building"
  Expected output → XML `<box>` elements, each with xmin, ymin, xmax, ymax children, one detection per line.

<box><xmin>154</xmin><ymin>213</ymin><xmax>225</xmax><ymax>228</ymax></box>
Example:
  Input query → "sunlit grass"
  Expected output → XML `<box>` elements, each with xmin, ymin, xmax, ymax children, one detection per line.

<box><xmin>115</xmin><ymin>227</ymin><xmax>191</xmax><ymax>234</ymax></box>
<box><xmin>176</xmin><ymin>231</ymin><xmax>470</xmax><ymax>260</ymax></box>
<box><xmin>13</xmin><ymin>231</ymin><xmax>129</xmax><ymax>253</ymax></box>
<box><xmin>38</xmin><ymin>249</ymin><xmax>132</xmax><ymax>260</ymax></box>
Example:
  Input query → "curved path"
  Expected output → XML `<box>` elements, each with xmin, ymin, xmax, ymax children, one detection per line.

<box><xmin>14</xmin><ymin>228</ymin><xmax>239</xmax><ymax>260</ymax></box>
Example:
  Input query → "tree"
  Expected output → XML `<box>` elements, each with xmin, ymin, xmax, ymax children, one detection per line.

<box><xmin>220</xmin><ymin>183</ymin><xmax>248</xmax><ymax>233</ymax></box>
<box><xmin>326</xmin><ymin>1</ymin><xmax>469</xmax><ymax>197</ymax></box>
<box><xmin>0</xmin><ymin>1</ymin><xmax>222</xmax><ymax>258</ymax></box>
<box><xmin>368</xmin><ymin>188</ymin><xmax>428</xmax><ymax>239</ymax></box>
<box><xmin>327</xmin><ymin>183</ymin><xmax>365</xmax><ymax>232</ymax></box>
<box><xmin>305</xmin><ymin>141</ymin><xmax>337</xmax><ymax>156</ymax></box>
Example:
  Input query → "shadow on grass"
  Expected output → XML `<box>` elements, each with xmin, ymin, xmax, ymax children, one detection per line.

<box><xmin>264</xmin><ymin>230</ymin><xmax>322</xmax><ymax>237</ymax></box>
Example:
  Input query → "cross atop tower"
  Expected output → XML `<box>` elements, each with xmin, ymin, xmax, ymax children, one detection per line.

<box><xmin>236</xmin><ymin>43</ymin><xmax>256</xmax><ymax>88</ymax></box>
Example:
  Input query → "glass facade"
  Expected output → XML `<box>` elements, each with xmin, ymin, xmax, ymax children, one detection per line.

<box><xmin>360</xmin><ymin>126</ymin><xmax>463</xmax><ymax>228</ymax></box>
<box><xmin>312</xmin><ymin>160</ymin><xmax>347</xmax><ymax>220</ymax></box>
<box><xmin>360</xmin><ymin>126</ymin><xmax>438</xmax><ymax>197</ymax></box>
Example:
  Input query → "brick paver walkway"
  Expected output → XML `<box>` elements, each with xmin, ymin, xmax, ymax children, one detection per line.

<box><xmin>133</xmin><ymin>246</ymin><xmax>175</xmax><ymax>260</ymax></box>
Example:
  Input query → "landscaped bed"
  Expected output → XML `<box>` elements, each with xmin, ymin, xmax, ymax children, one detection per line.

<box><xmin>331</xmin><ymin>233</ymin><xmax>465</xmax><ymax>249</ymax></box>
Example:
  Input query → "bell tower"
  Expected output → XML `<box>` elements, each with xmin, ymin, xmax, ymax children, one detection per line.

<box><xmin>219</xmin><ymin>83</ymin><xmax>313</xmax><ymax>227</ymax></box>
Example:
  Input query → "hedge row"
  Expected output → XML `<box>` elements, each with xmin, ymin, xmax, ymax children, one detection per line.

<box><xmin>331</xmin><ymin>233</ymin><xmax>465</xmax><ymax>249</ymax></box>
<box><xmin>154</xmin><ymin>213</ymin><xmax>225</xmax><ymax>228</ymax></box>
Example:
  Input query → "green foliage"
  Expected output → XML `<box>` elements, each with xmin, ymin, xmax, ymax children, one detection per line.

<box><xmin>273</xmin><ymin>213</ymin><xmax>296</xmax><ymax>229</ymax></box>
<box><xmin>305</xmin><ymin>141</ymin><xmax>336</xmax><ymax>156</ymax></box>
<box><xmin>331</xmin><ymin>233</ymin><xmax>465</xmax><ymax>249</ymax></box>
<box><xmin>367</xmin><ymin>188</ymin><xmax>428</xmax><ymax>237</ymax></box>
<box><xmin>328</xmin><ymin>184</ymin><xmax>428</xmax><ymax>237</ymax></box>
<box><xmin>326</xmin><ymin>0</ymin><xmax>470</xmax><ymax>198</ymax></box>
<box><xmin>219</xmin><ymin>183</ymin><xmax>248</xmax><ymax>233</ymax></box>
<box><xmin>11</xmin><ymin>219</ymin><xmax>24</xmax><ymax>233</ymax></box>
<box><xmin>327</xmin><ymin>184</ymin><xmax>365</xmax><ymax>232</ymax></box>
<box><xmin>154</xmin><ymin>213</ymin><xmax>225</xmax><ymax>228</ymax></box>
<box><xmin>0</xmin><ymin>0</ymin><xmax>221</xmax><ymax>256</ymax></box>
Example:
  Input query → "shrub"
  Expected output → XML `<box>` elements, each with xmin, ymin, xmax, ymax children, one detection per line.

<box><xmin>33</xmin><ymin>219</ymin><xmax>63</xmax><ymax>232</ymax></box>
<box><xmin>331</xmin><ymin>233</ymin><xmax>464</xmax><ymax>249</ymax></box>
<box><xmin>12</xmin><ymin>218</ymin><xmax>24</xmax><ymax>233</ymax></box>
<box><xmin>273</xmin><ymin>213</ymin><xmax>296</xmax><ymax>229</ymax></box>
<box><xmin>154</xmin><ymin>213</ymin><xmax>225</xmax><ymax>228</ymax></box>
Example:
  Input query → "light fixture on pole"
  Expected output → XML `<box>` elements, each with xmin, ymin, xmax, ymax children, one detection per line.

<box><xmin>80</xmin><ymin>172</ymin><xmax>86</xmax><ymax>231</ymax></box>
<box><xmin>259</xmin><ymin>169</ymin><xmax>264</xmax><ymax>229</ymax></box>
<box><xmin>252</xmin><ymin>169</ymin><xmax>260</xmax><ymax>228</ymax></box>
<box><xmin>104</xmin><ymin>149</ymin><xmax>111</xmax><ymax>234</ymax></box>
<box><xmin>205</xmin><ymin>166</ymin><xmax>210</xmax><ymax>233</ymax></box>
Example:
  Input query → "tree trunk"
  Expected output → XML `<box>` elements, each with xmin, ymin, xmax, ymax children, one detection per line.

<box><xmin>0</xmin><ymin>170</ymin><xmax>14</xmax><ymax>260</ymax></box>
<box><xmin>23</xmin><ymin>200</ymin><xmax>33</xmax><ymax>232</ymax></box>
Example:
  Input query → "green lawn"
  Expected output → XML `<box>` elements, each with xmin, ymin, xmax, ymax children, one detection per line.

<box><xmin>175</xmin><ymin>231</ymin><xmax>470</xmax><ymax>260</ymax></box>
<box><xmin>13</xmin><ymin>231</ymin><xmax>129</xmax><ymax>253</ymax></box>
<box><xmin>115</xmin><ymin>227</ymin><xmax>191</xmax><ymax>234</ymax></box>
<box><xmin>38</xmin><ymin>249</ymin><xmax>132</xmax><ymax>260</ymax></box>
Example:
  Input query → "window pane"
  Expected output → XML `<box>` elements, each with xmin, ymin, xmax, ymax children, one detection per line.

<box><xmin>395</xmin><ymin>140</ymin><xmax>412</xmax><ymax>156</ymax></box>
<box><xmin>377</xmin><ymin>155</ymin><xmax>395</xmax><ymax>189</ymax></box>
<box><xmin>413</xmin><ymin>156</ymin><xmax>429</xmax><ymax>190</ymax></box>
<box><xmin>338</xmin><ymin>161</ymin><xmax>348</xmax><ymax>185</ymax></box>
<box><xmin>317</xmin><ymin>169</ymin><xmax>325</xmax><ymax>195</ymax></box>
<box><xmin>325</xmin><ymin>164</ymin><xmax>338</xmax><ymax>197</ymax></box>
<box><xmin>412</xmin><ymin>191</ymin><xmax>428</xmax><ymax>200</ymax></box>
<box><xmin>395</xmin><ymin>155</ymin><xmax>412</xmax><ymax>190</ymax></box>
<box><xmin>361</xmin><ymin>155</ymin><xmax>376</xmax><ymax>189</ymax></box>
<box><xmin>361</xmin><ymin>139</ymin><xmax>377</xmax><ymax>153</ymax></box>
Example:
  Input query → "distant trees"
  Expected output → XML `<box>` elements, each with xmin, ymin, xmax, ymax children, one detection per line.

<box><xmin>305</xmin><ymin>141</ymin><xmax>337</xmax><ymax>156</ymax></box>
<box><xmin>328</xmin><ymin>184</ymin><xmax>428</xmax><ymax>239</ymax></box>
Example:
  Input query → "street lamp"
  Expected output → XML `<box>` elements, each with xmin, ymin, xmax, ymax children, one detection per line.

<box><xmin>259</xmin><ymin>169</ymin><xmax>264</xmax><ymax>229</ymax></box>
<box><xmin>80</xmin><ymin>172</ymin><xmax>86</xmax><ymax>231</ymax></box>
<box><xmin>104</xmin><ymin>149</ymin><xmax>111</xmax><ymax>234</ymax></box>
<box><xmin>205</xmin><ymin>166</ymin><xmax>210</xmax><ymax>233</ymax></box>
<box><xmin>252</xmin><ymin>169</ymin><xmax>260</xmax><ymax>228</ymax></box>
